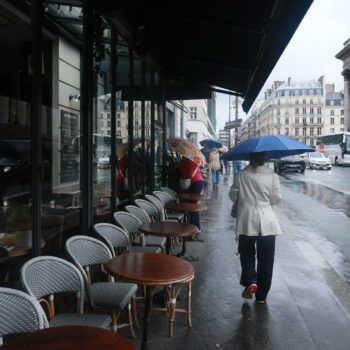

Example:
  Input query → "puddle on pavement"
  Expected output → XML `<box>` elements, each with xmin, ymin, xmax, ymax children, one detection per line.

<box><xmin>280</xmin><ymin>175</ymin><xmax>350</xmax><ymax>220</ymax></box>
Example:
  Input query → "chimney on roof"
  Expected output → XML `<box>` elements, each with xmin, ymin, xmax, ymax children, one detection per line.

<box><xmin>318</xmin><ymin>75</ymin><xmax>325</xmax><ymax>86</ymax></box>
<box><xmin>287</xmin><ymin>77</ymin><xmax>291</xmax><ymax>86</ymax></box>
<box><xmin>325</xmin><ymin>83</ymin><xmax>335</xmax><ymax>93</ymax></box>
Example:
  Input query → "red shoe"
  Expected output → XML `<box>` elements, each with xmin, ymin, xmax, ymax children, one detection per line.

<box><xmin>242</xmin><ymin>284</ymin><xmax>258</xmax><ymax>299</ymax></box>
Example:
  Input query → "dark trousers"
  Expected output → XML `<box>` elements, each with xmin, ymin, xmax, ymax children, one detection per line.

<box><xmin>186</xmin><ymin>180</ymin><xmax>204</xmax><ymax>230</ymax></box>
<box><xmin>238</xmin><ymin>235</ymin><xmax>276</xmax><ymax>301</ymax></box>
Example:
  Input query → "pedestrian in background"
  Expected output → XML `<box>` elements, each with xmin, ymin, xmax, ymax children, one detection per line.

<box><xmin>178</xmin><ymin>157</ymin><xmax>204</xmax><ymax>235</ymax></box>
<box><xmin>209</xmin><ymin>147</ymin><xmax>221</xmax><ymax>185</ymax></box>
<box><xmin>229</xmin><ymin>152</ymin><xmax>282</xmax><ymax>304</ymax></box>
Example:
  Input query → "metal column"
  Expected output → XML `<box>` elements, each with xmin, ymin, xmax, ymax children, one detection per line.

<box><xmin>161</xmin><ymin>79</ymin><xmax>167</xmax><ymax>185</ymax></box>
<box><xmin>141</xmin><ymin>61</ymin><xmax>146</xmax><ymax>196</ymax></box>
<box><xmin>150</xmin><ymin>72</ymin><xmax>155</xmax><ymax>192</ymax></box>
<box><xmin>128</xmin><ymin>47</ymin><xmax>134</xmax><ymax>203</ymax></box>
<box><xmin>31</xmin><ymin>0</ymin><xmax>43</xmax><ymax>257</ymax></box>
<box><xmin>81</xmin><ymin>0</ymin><xmax>94</xmax><ymax>234</ymax></box>
<box><xmin>110</xmin><ymin>31</ymin><xmax>117</xmax><ymax>214</ymax></box>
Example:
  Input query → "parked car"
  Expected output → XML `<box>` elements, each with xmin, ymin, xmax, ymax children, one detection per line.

<box><xmin>274</xmin><ymin>154</ymin><xmax>306</xmax><ymax>174</ymax></box>
<box><xmin>305</xmin><ymin>152</ymin><xmax>332</xmax><ymax>170</ymax></box>
<box><xmin>97</xmin><ymin>154</ymin><xmax>111</xmax><ymax>168</ymax></box>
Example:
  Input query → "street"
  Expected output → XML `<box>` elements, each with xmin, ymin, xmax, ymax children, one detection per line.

<box><xmin>127</xmin><ymin>168</ymin><xmax>350</xmax><ymax>350</ymax></box>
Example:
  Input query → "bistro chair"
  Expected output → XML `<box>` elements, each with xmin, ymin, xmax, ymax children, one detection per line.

<box><xmin>135</xmin><ymin>199</ymin><xmax>160</xmax><ymax>221</ymax></box>
<box><xmin>94</xmin><ymin>222</ymin><xmax>161</xmax><ymax>255</ymax></box>
<box><xmin>114</xmin><ymin>211</ymin><xmax>165</xmax><ymax>251</ymax></box>
<box><xmin>125</xmin><ymin>205</ymin><xmax>166</xmax><ymax>249</ymax></box>
<box><xmin>0</xmin><ymin>287</ymin><xmax>48</xmax><ymax>345</ymax></box>
<box><xmin>65</xmin><ymin>236</ymin><xmax>138</xmax><ymax>336</ymax></box>
<box><xmin>20</xmin><ymin>256</ymin><xmax>112</xmax><ymax>330</ymax></box>
<box><xmin>160</xmin><ymin>187</ymin><xmax>177</xmax><ymax>200</ymax></box>
<box><xmin>146</xmin><ymin>194</ymin><xmax>184</xmax><ymax>222</ymax></box>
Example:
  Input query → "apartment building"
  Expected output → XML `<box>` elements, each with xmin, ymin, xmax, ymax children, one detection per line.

<box><xmin>256</xmin><ymin>77</ymin><xmax>325</xmax><ymax>146</ymax></box>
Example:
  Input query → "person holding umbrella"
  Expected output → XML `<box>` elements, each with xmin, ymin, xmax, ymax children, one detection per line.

<box><xmin>168</xmin><ymin>138</ymin><xmax>205</xmax><ymax>236</ymax></box>
<box><xmin>226</xmin><ymin>135</ymin><xmax>314</xmax><ymax>303</ymax></box>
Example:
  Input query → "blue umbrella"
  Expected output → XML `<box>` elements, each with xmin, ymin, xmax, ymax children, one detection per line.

<box><xmin>223</xmin><ymin>135</ymin><xmax>315</xmax><ymax>161</ymax></box>
<box><xmin>199</xmin><ymin>139</ymin><xmax>223</xmax><ymax>149</ymax></box>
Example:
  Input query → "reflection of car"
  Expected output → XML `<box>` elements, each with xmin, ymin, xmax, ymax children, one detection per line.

<box><xmin>305</xmin><ymin>152</ymin><xmax>332</xmax><ymax>170</ymax></box>
<box><xmin>97</xmin><ymin>154</ymin><xmax>110</xmax><ymax>168</ymax></box>
<box><xmin>274</xmin><ymin>155</ymin><xmax>306</xmax><ymax>174</ymax></box>
<box><xmin>0</xmin><ymin>140</ymin><xmax>31</xmax><ymax>186</ymax></box>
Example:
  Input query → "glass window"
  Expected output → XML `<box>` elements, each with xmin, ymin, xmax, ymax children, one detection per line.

<box><xmin>330</xmin><ymin>118</ymin><xmax>334</xmax><ymax>125</ymax></box>
<box><xmin>303</xmin><ymin>99</ymin><xmax>306</xmax><ymax>104</ymax></box>
<box><xmin>341</xmin><ymin>118</ymin><xmax>344</xmax><ymax>124</ymax></box>
<box><xmin>310</xmin><ymin>107</ymin><xmax>314</xmax><ymax>114</ymax></box>
<box><xmin>285</xmin><ymin>117</ymin><xmax>289</xmax><ymax>125</ymax></box>
<box><xmin>302</xmin><ymin>108</ymin><xmax>306</xmax><ymax>115</ymax></box>
<box><xmin>317</xmin><ymin>127</ymin><xmax>322</xmax><ymax>135</ymax></box>
<box><xmin>310</xmin><ymin>127</ymin><xmax>314</xmax><ymax>136</ymax></box>
<box><xmin>310</xmin><ymin>117</ymin><xmax>314</xmax><ymax>124</ymax></box>
<box><xmin>295</xmin><ymin>128</ymin><xmax>299</xmax><ymax>136</ymax></box>
<box><xmin>330</xmin><ymin>128</ymin><xmax>335</xmax><ymax>134</ymax></box>
<box><xmin>330</xmin><ymin>110</ymin><xmax>334</xmax><ymax>116</ymax></box>
<box><xmin>317</xmin><ymin>117</ymin><xmax>322</xmax><ymax>124</ymax></box>
<box><xmin>295</xmin><ymin>108</ymin><xmax>299</xmax><ymax>114</ymax></box>
<box><xmin>341</xmin><ymin>109</ymin><xmax>344</xmax><ymax>115</ymax></box>
<box><xmin>317</xmin><ymin>107</ymin><xmax>322</xmax><ymax>114</ymax></box>
<box><xmin>295</xmin><ymin>117</ymin><xmax>299</xmax><ymax>124</ymax></box>
<box><xmin>285</xmin><ymin>128</ymin><xmax>289</xmax><ymax>136</ymax></box>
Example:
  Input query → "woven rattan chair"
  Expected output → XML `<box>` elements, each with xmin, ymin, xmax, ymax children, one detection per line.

<box><xmin>160</xmin><ymin>187</ymin><xmax>177</xmax><ymax>200</ymax></box>
<box><xmin>0</xmin><ymin>287</ymin><xmax>48</xmax><ymax>345</ymax></box>
<box><xmin>65</xmin><ymin>236</ymin><xmax>138</xmax><ymax>336</ymax></box>
<box><xmin>134</xmin><ymin>199</ymin><xmax>159</xmax><ymax>221</ymax></box>
<box><xmin>114</xmin><ymin>211</ymin><xmax>165</xmax><ymax>251</ymax></box>
<box><xmin>125</xmin><ymin>205</ymin><xmax>166</xmax><ymax>249</ymax></box>
<box><xmin>94</xmin><ymin>223</ymin><xmax>161</xmax><ymax>254</ymax></box>
<box><xmin>20</xmin><ymin>256</ymin><xmax>112</xmax><ymax>330</ymax></box>
<box><xmin>146</xmin><ymin>194</ymin><xmax>184</xmax><ymax>222</ymax></box>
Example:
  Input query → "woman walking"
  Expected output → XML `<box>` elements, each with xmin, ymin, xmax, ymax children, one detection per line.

<box><xmin>229</xmin><ymin>152</ymin><xmax>282</xmax><ymax>303</ymax></box>
<box><xmin>209</xmin><ymin>148</ymin><xmax>221</xmax><ymax>185</ymax></box>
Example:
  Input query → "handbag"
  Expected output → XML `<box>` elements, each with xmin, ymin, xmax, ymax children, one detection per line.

<box><xmin>231</xmin><ymin>200</ymin><xmax>238</xmax><ymax>218</ymax></box>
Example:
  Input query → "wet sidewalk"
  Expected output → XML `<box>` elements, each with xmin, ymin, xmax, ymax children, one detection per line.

<box><xmin>130</xmin><ymin>174</ymin><xmax>350</xmax><ymax>350</ymax></box>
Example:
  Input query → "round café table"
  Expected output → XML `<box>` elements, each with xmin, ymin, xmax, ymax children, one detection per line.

<box><xmin>139</xmin><ymin>221</ymin><xmax>199</xmax><ymax>254</ymax></box>
<box><xmin>176</xmin><ymin>193</ymin><xmax>210</xmax><ymax>201</ymax></box>
<box><xmin>165</xmin><ymin>202</ymin><xmax>208</xmax><ymax>260</ymax></box>
<box><xmin>106</xmin><ymin>252</ymin><xmax>194</xmax><ymax>350</ymax></box>
<box><xmin>1</xmin><ymin>326</ymin><xmax>137</xmax><ymax>350</ymax></box>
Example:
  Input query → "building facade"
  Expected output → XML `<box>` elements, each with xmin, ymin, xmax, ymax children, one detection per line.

<box><xmin>183</xmin><ymin>97</ymin><xmax>216</xmax><ymax>148</ymax></box>
<box><xmin>336</xmin><ymin>38</ymin><xmax>350</xmax><ymax>132</ymax></box>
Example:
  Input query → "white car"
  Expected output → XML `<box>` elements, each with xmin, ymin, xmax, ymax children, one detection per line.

<box><xmin>97</xmin><ymin>155</ymin><xmax>111</xmax><ymax>168</ymax></box>
<box><xmin>306</xmin><ymin>152</ymin><xmax>332</xmax><ymax>170</ymax></box>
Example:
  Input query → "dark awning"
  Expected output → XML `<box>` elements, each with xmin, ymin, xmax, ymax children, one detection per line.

<box><xmin>100</xmin><ymin>0</ymin><xmax>313</xmax><ymax>111</ymax></box>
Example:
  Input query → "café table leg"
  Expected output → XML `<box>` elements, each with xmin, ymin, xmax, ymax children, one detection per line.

<box><xmin>166</xmin><ymin>237</ymin><xmax>172</xmax><ymax>255</ymax></box>
<box><xmin>141</xmin><ymin>285</ymin><xmax>153</xmax><ymax>350</ymax></box>
<box><xmin>178</xmin><ymin>212</ymin><xmax>199</xmax><ymax>261</ymax></box>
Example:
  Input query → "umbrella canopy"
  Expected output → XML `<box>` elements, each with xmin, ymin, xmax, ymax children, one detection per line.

<box><xmin>199</xmin><ymin>139</ymin><xmax>223</xmax><ymax>149</ymax></box>
<box><xmin>223</xmin><ymin>135</ymin><xmax>315</xmax><ymax>161</ymax></box>
<box><xmin>168</xmin><ymin>137</ymin><xmax>206</xmax><ymax>166</ymax></box>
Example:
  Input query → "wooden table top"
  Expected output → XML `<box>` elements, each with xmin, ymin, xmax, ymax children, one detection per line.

<box><xmin>177</xmin><ymin>193</ymin><xmax>210</xmax><ymax>201</ymax></box>
<box><xmin>165</xmin><ymin>202</ymin><xmax>208</xmax><ymax>213</ymax></box>
<box><xmin>1</xmin><ymin>326</ymin><xmax>137</xmax><ymax>350</ymax></box>
<box><xmin>139</xmin><ymin>221</ymin><xmax>199</xmax><ymax>238</ymax></box>
<box><xmin>106</xmin><ymin>252</ymin><xmax>194</xmax><ymax>286</ymax></box>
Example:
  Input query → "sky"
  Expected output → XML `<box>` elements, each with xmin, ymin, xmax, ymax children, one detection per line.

<box><xmin>215</xmin><ymin>0</ymin><xmax>350</xmax><ymax>132</ymax></box>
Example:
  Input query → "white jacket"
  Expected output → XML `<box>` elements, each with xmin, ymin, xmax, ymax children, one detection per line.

<box><xmin>209</xmin><ymin>152</ymin><xmax>221</xmax><ymax>171</ymax></box>
<box><xmin>229</xmin><ymin>165</ymin><xmax>282</xmax><ymax>236</ymax></box>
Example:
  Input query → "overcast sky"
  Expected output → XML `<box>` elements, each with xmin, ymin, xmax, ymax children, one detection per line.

<box><xmin>215</xmin><ymin>0</ymin><xmax>350</xmax><ymax>132</ymax></box>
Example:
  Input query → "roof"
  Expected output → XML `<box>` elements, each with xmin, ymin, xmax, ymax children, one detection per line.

<box><xmin>326</xmin><ymin>92</ymin><xmax>344</xmax><ymax>101</ymax></box>
<box><xmin>101</xmin><ymin>0</ymin><xmax>313</xmax><ymax>112</ymax></box>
